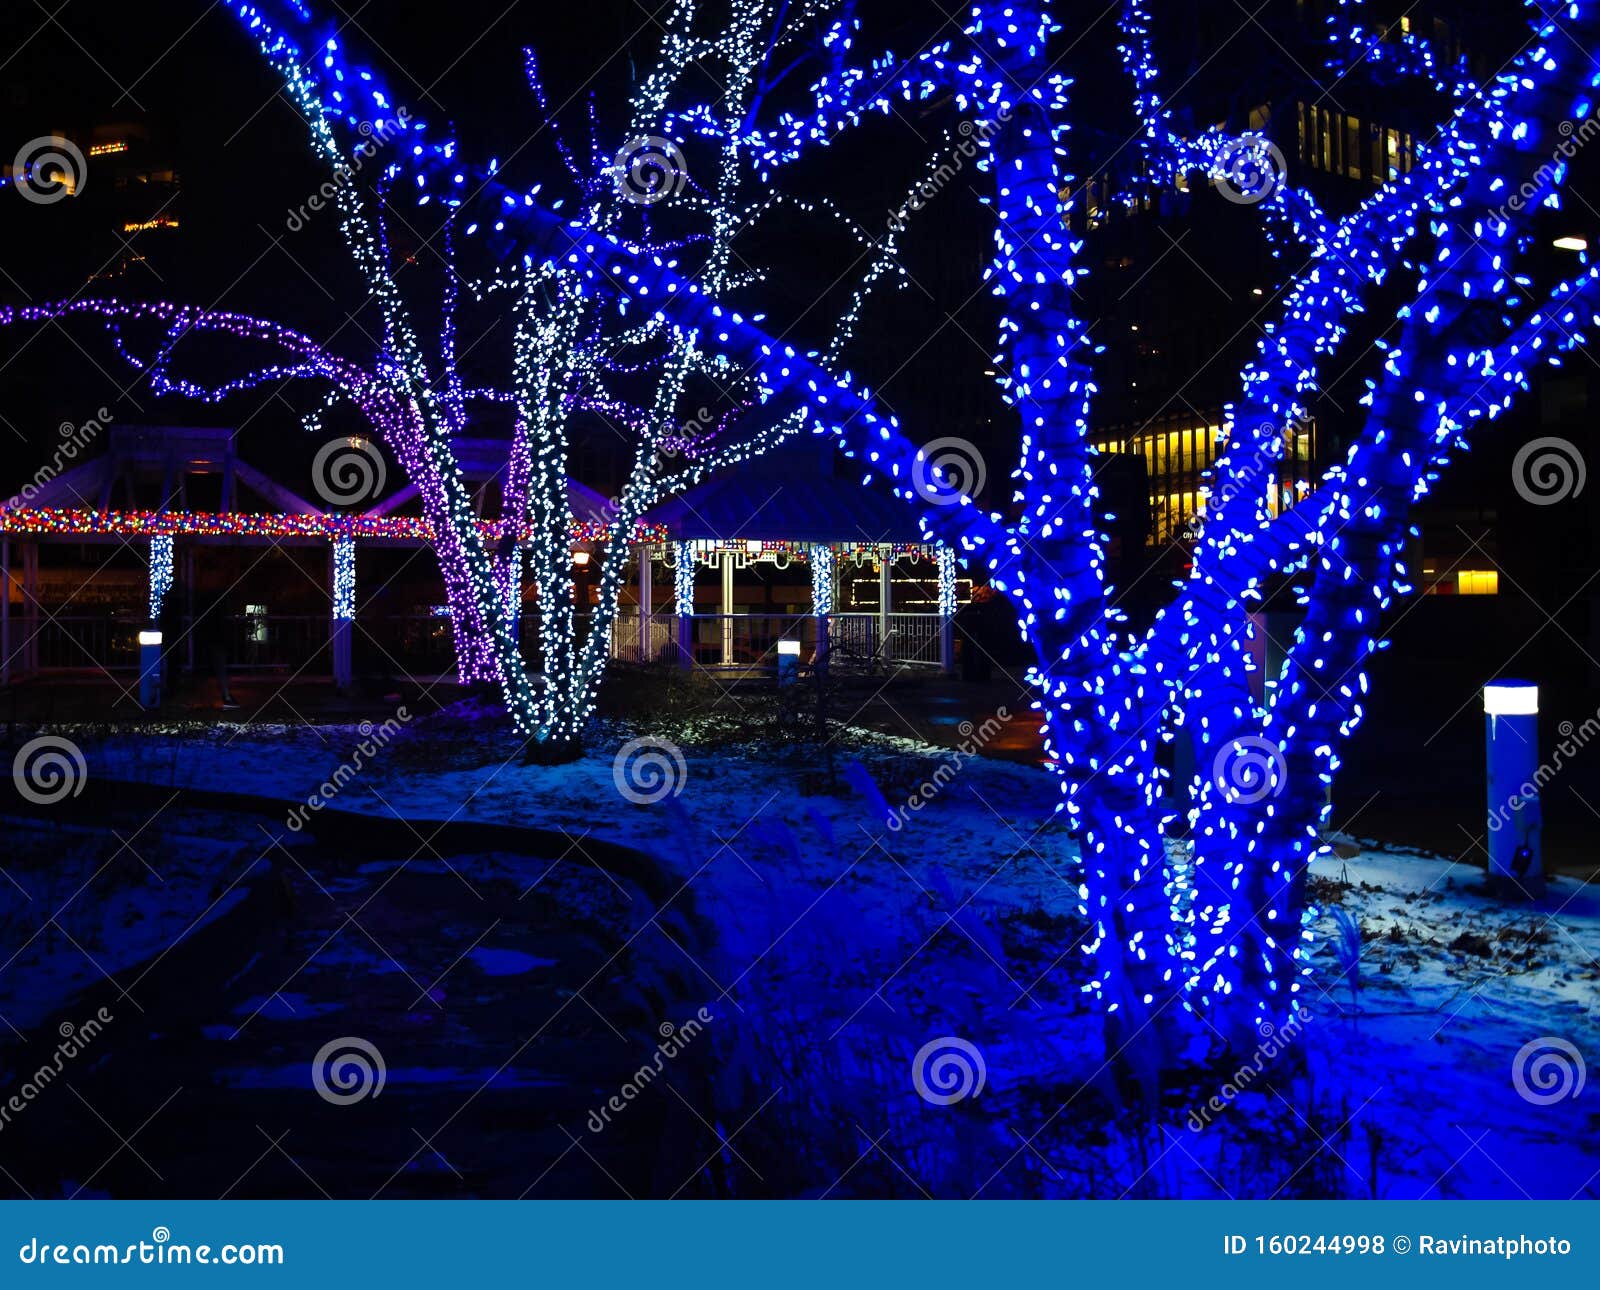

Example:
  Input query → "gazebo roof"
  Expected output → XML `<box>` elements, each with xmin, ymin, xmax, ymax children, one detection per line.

<box><xmin>642</xmin><ymin>444</ymin><xmax>930</xmax><ymax>545</ymax></box>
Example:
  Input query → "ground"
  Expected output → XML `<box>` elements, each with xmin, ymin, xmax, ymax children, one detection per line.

<box><xmin>1</xmin><ymin>696</ymin><xmax>1596</xmax><ymax>1198</ymax></box>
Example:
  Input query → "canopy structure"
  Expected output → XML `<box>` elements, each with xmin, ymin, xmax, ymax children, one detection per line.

<box><xmin>0</xmin><ymin>426</ymin><xmax>660</xmax><ymax>687</ymax></box>
<box><xmin>626</xmin><ymin>445</ymin><xmax>964</xmax><ymax>673</ymax></box>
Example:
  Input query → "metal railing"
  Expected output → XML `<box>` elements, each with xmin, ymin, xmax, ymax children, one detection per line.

<box><xmin>7</xmin><ymin>609</ymin><xmax>951</xmax><ymax>679</ymax></box>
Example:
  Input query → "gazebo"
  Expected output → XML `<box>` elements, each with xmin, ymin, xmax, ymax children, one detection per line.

<box><xmin>619</xmin><ymin>447</ymin><xmax>966</xmax><ymax>673</ymax></box>
<box><xmin>0</xmin><ymin>426</ymin><xmax>657</xmax><ymax>689</ymax></box>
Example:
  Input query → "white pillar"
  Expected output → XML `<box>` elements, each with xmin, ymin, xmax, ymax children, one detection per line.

<box><xmin>24</xmin><ymin>542</ymin><xmax>37</xmax><ymax>673</ymax></box>
<box><xmin>674</xmin><ymin>540</ymin><xmax>694</xmax><ymax>669</ymax></box>
<box><xmin>147</xmin><ymin>534</ymin><xmax>174</xmax><ymax>622</ymax></box>
<box><xmin>721</xmin><ymin>549</ymin><xmax>734</xmax><ymax>666</ymax></box>
<box><xmin>331</xmin><ymin>537</ymin><xmax>355</xmax><ymax>691</ymax></box>
<box><xmin>937</xmin><ymin>544</ymin><xmax>957</xmax><ymax>674</ymax></box>
<box><xmin>183</xmin><ymin>547</ymin><xmax>196</xmax><ymax>672</ymax></box>
<box><xmin>877</xmin><ymin>547</ymin><xmax>892</xmax><ymax>661</ymax></box>
<box><xmin>809</xmin><ymin>543</ymin><xmax>834</xmax><ymax>673</ymax></box>
<box><xmin>637</xmin><ymin>543</ymin><xmax>653</xmax><ymax>664</ymax></box>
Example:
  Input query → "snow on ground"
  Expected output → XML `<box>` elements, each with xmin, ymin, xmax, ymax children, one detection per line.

<box><xmin>4</xmin><ymin>703</ymin><xmax>1597</xmax><ymax>1197</ymax></box>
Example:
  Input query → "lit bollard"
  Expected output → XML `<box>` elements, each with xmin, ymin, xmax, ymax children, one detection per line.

<box><xmin>777</xmin><ymin>637</ymin><xmax>800</xmax><ymax>688</ymax></box>
<box><xmin>1484</xmin><ymin>680</ymin><xmax>1542</xmax><ymax>898</ymax></box>
<box><xmin>138</xmin><ymin>630</ymin><xmax>163</xmax><ymax>709</ymax></box>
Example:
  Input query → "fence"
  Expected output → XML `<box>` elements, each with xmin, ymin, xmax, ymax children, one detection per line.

<box><xmin>6</xmin><ymin>609</ymin><xmax>951</xmax><ymax>680</ymax></box>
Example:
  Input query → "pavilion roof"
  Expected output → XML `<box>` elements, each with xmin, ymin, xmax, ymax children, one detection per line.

<box><xmin>641</xmin><ymin>445</ymin><xmax>930</xmax><ymax>545</ymax></box>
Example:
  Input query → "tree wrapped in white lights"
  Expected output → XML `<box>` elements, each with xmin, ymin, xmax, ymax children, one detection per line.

<box><xmin>211</xmin><ymin>0</ymin><xmax>946</xmax><ymax>758</ymax></box>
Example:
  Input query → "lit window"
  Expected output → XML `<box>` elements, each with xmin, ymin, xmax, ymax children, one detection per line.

<box><xmin>1457</xmin><ymin>570</ymin><xmax>1499</xmax><ymax>596</ymax></box>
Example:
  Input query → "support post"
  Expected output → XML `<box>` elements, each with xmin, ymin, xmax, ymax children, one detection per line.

<box><xmin>721</xmin><ymin>548</ymin><xmax>734</xmax><ymax>667</ymax></box>
<box><xmin>1</xmin><ymin>539</ymin><xmax>9</xmax><ymax>687</ymax></box>
<box><xmin>809</xmin><ymin>543</ymin><xmax>833</xmax><ymax>676</ymax></box>
<box><xmin>148</xmin><ymin>534</ymin><xmax>174</xmax><ymax>622</ymax></box>
<box><xmin>183</xmin><ymin>547</ymin><xmax>196</xmax><ymax>672</ymax></box>
<box><xmin>24</xmin><ymin>542</ymin><xmax>38</xmax><ymax>674</ymax></box>
<box><xmin>139</xmin><ymin>630</ymin><xmax>163</xmax><ymax>709</ymax></box>
<box><xmin>1485</xmin><ymin>680</ymin><xmax>1542</xmax><ymax>898</ymax></box>
<box><xmin>878</xmin><ymin>547</ymin><xmax>892</xmax><ymax>661</ymax></box>
<box><xmin>674</xmin><ymin>541</ymin><xmax>694</xmax><ymax>669</ymax></box>
<box><xmin>936</xmin><ymin>544</ymin><xmax>957</xmax><ymax>675</ymax></box>
<box><xmin>331</xmin><ymin>537</ymin><xmax>355</xmax><ymax>692</ymax></box>
<box><xmin>637</xmin><ymin>542</ymin><xmax>654</xmax><ymax>664</ymax></box>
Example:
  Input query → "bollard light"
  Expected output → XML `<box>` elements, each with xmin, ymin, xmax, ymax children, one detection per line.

<box><xmin>1484</xmin><ymin>680</ymin><xmax>1541</xmax><ymax>897</ymax></box>
<box><xmin>139</xmin><ymin>630</ymin><xmax>163</xmax><ymax>709</ymax></box>
<box><xmin>1484</xmin><ymin>682</ymin><xmax>1538</xmax><ymax>716</ymax></box>
<box><xmin>777</xmin><ymin>637</ymin><xmax>800</xmax><ymax>687</ymax></box>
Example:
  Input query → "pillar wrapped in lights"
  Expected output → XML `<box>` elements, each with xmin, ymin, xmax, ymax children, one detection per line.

<box><xmin>809</xmin><ymin>543</ymin><xmax>834</xmax><ymax>673</ymax></box>
<box><xmin>147</xmin><ymin>534</ymin><xmax>174</xmax><ymax>622</ymax></box>
<box><xmin>331</xmin><ymin>536</ymin><xmax>355</xmax><ymax>691</ymax></box>
<box><xmin>936</xmin><ymin>543</ymin><xmax>957</xmax><ymax>675</ymax></box>
<box><xmin>674</xmin><ymin>541</ymin><xmax>695</xmax><ymax>669</ymax></box>
<box><xmin>1484</xmin><ymin>681</ymin><xmax>1542</xmax><ymax>898</ymax></box>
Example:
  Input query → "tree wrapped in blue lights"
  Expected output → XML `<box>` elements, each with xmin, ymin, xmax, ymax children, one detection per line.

<box><xmin>200</xmin><ymin>0</ymin><xmax>1600</xmax><ymax>1054</ymax></box>
<box><xmin>713</xmin><ymin>0</ymin><xmax>1600</xmax><ymax>1051</ymax></box>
